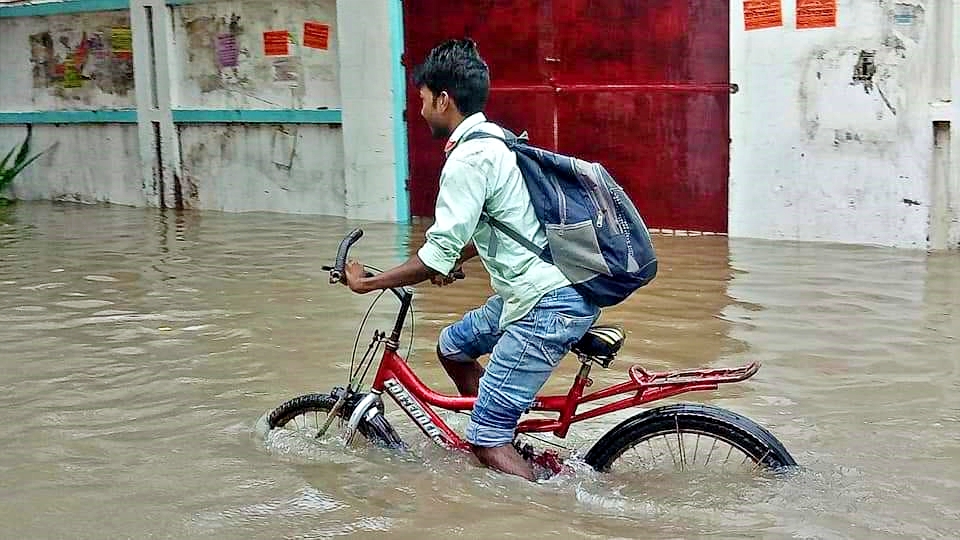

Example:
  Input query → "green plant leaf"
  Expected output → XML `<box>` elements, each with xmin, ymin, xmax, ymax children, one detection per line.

<box><xmin>6</xmin><ymin>152</ymin><xmax>43</xmax><ymax>181</ymax></box>
<box><xmin>13</xmin><ymin>128</ymin><xmax>32</xmax><ymax>168</ymax></box>
<box><xmin>0</xmin><ymin>143</ymin><xmax>17</xmax><ymax>172</ymax></box>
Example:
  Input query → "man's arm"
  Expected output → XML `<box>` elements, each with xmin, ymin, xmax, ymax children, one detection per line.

<box><xmin>345</xmin><ymin>158</ymin><xmax>486</xmax><ymax>294</ymax></box>
<box><xmin>458</xmin><ymin>241</ymin><xmax>479</xmax><ymax>265</ymax></box>
<box><xmin>344</xmin><ymin>254</ymin><xmax>435</xmax><ymax>294</ymax></box>
<box><xmin>345</xmin><ymin>242</ymin><xmax>478</xmax><ymax>293</ymax></box>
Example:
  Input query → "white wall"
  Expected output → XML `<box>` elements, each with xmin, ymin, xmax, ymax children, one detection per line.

<box><xmin>171</xmin><ymin>0</ymin><xmax>340</xmax><ymax>109</ymax></box>
<box><xmin>0</xmin><ymin>124</ymin><xmax>144</xmax><ymax>206</ymax></box>
<box><xmin>0</xmin><ymin>10</ymin><xmax>137</xmax><ymax>111</ymax></box>
<box><xmin>730</xmin><ymin>0</ymin><xmax>958</xmax><ymax>249</ymax></box>
<box><xmin>178</xmin><ymin>123</ymin><xmax>344</xmax><ymax>213</ymax></box>
<box><xmin>0</xmin><ymin>10</ymin><xmax>142</xmax><ymax>205</ymax></box>
<box><xmin>0</xmin><ymin>0</ymin><xmax>398</xmax><ymax>221</ymax></box>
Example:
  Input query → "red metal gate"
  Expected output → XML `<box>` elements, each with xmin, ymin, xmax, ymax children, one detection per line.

<box><xmin>403</xmin><ymin>0</ymin><xmax>729</xmax><ymax>232</ymax></box>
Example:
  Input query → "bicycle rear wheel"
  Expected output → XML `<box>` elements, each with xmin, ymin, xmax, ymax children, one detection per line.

<box><xmin>584</xmin><ymin>403</ymin><xmax>796</xmax><ymax>474</ymax></box>
<box><xmin>267</xmin><ymin>392</ymin><xmax>403</xmax><ymax>448</ymax></box>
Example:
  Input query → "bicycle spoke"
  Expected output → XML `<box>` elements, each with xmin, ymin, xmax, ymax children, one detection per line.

<box><xmin>692</xmin><ymin>434</ymin><xmax>701</xmax><ymax>466</ymax></box>
<box><xmin>675</xmin><ymin>417</ymin><xmax>685</xmax><ymax>471</ymax></box>
<box><xmin>663</xmin><ymin>434</ymin><xmax>678</xmax><ymax>469</ymax></box>
<box><xmin>704</xmin><ymin>437</ymin><xmax>718</xmax><ymax>467</ymax></box>
<box><xmin>752</xmin><ymin>449</ymin><xmax>772</xmax><ymax>471</ymax></box>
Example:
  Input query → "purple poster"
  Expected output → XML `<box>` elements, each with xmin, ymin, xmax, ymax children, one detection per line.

<box><xmin>216</xmin><ymin>33</ymin><xmax>238</xmax><ymax>68</ymax></box>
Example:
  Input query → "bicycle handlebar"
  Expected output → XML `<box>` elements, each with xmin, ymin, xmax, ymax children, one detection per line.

<box><xmin>329</xmin><ymin>228</ymin><xmax>364</xmax><ymax>284</ymax></box>
<box><xmin>325</xmin><ymin>227</ymin><xmax>465</xmax><ymax>285</ymax></box>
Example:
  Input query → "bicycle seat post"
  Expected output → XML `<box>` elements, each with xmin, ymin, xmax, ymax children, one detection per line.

<box><xmin>575</xmin><ymin>355</ymin><xmax>593</xmax><ymax>383</ymax></box>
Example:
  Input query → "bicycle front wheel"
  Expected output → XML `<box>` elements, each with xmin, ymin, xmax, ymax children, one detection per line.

<box><xmin>584</xmin><ymin>403</ymin><xmax>797</xmax><ymax>474</ymax></box>
<box><xmin>267</xmin><ymin>392</ymin><xmax>403</xmax><ymax>448</ymax></box>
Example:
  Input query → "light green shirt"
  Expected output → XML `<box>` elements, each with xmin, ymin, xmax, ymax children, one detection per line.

<box><xmin>417</xmin><ymin>112</ymin><xmax>570</xmax><ymax>329</ymax></box>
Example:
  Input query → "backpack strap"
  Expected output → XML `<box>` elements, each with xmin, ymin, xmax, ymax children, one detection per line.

<box><xmin>478</xmin><ymin>213</ymin><xmax>551</xmax><ymax>262</ymax></box>
<box><xmin>460</xmin><ymin>126</ymin><xmax>527</xmax><ymax>146</ymax></box>
<box><xmin>460</xmin><ymin>125</ymin><xmax>549</xmax><ymax>261</ymax></box>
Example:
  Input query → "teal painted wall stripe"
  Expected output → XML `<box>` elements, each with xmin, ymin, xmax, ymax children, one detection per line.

<box><xmin>0</xmin><ymin>109</ymin><xmax>137</xmax><ymax>124</ymax></box>
<box><xmin>0</xmin><ymin>0</ymin><xmax>129</xmax><ymax>18</ymax></box>
<box><xmin>171</xmin><ymin>109</ymin><xmax>342</xmax><ymax>124</ymax></box>
<box><xmin>388</xmin><ymin>0</ymin><xmax>410</xmax><ymax>224</ymax></box>
<box><xmin>0</xmin><ymin>109</ymin><xmax>342</xmax><ymax>124</ymax></box>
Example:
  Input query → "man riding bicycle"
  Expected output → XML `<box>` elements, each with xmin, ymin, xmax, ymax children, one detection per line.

<box><xmin>343</xmin><ymin>38</ymin><xmax>598</xmax><ymax>481</ymax></box>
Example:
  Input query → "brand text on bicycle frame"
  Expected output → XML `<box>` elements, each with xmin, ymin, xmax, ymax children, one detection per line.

<box><xmin>384</xmin><ymin>378</ymin><xmax>446</xmax><ymax>445</ymax></box>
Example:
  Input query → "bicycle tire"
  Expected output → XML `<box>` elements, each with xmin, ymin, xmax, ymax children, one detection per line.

<box><xmin>584</xmin><ymin>403</ymin><xmax>797</xmax><ymax>473</ymax></box>
<box><xmin>267</xmin><ymin>392</ymin><xmax>403</xmax><ymax>448</ymax></box>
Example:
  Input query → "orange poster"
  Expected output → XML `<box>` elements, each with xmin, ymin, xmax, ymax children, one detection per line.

<box><xmin>303</xmin><ymin>21</ymin><xmax>330</xmax><ymax>50</ymax></box>
<box><xmin>744</xmin><ymin>0</ymin><xmax>782</xmax><ymax>30</ymax></box>
<box><xmin>263</xmin><ymin>30</ymin><xmax>289</xmax><ymax>56</ymax></box>
<box><xmin>797</xmin><ymin>0</ymin><xmax>836</xmax><ymax>28</ymax></box>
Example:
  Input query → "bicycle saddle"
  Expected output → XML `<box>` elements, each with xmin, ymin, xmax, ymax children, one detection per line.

<box><xmin>571</xmin><ymin>326</ymin><xmax>625</xmax><ymax>366</ymax></box>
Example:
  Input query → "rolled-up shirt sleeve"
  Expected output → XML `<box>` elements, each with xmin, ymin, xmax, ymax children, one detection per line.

<box><xmin>417</xmin><ymin>157</ymin><xmax>486</xmax><ymax>275</ymax></box>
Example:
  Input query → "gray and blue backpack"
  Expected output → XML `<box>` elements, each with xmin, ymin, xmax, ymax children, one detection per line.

<box><xmin>463</xmin><ymin>127</ymin><xmax>658</xmax><ymax>307</ymax></box>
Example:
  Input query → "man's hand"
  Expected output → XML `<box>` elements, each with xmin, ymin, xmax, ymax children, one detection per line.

<box><xmin>430</xmin><ymin>268</ymin><xmax>457</xmax><ymax>287</ymax></box>
<box><xmin>344</xmin><ymin>259</ymin><xmax>370</xmax><ymax>294</ymax></box>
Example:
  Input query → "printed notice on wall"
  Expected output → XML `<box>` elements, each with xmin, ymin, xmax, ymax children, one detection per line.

<box><xmin>62</xmin><ymin>57</ymin><xmax>83</xmax><ymax>88</ymax></box>
<box><xmin>263</xmin><ymin>30</ymin><xmax>289</xmax><ymax>56</ymax></box>
<box><xmin>111</xmin><ymin>26</ymin><xmax>132</xmax><ymax>58</ymax></box>
<box><xmin>216</xmin><ymin>33</ymin><xmax>239</xmax><ymax>68</ymax></box>
<box><xmin>303</xmin><ymin>21</ymin><xmax>330</xmax><ymax>50</ymax></box>
<box><xmin>796</xmin><ymin>0</ymin><xmax>836</xmax><ymax>28</ymax></box>
<box><xmin>272</xmin><ymin>57</ymin><xmax>300</xmax><ymax>87</ymax></box>
<box><xmin>743</xmin><ymin>0</ymin><xmax>782</xmax><ymax>30</ymax></box>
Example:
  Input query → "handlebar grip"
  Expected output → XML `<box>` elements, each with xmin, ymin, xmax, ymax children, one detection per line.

<box><xmin>330</xmin><ymin>228</ymin><xmax>364</xmax><ymax>283</ymax></box>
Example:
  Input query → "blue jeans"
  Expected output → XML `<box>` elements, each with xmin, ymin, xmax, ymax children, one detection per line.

<box><xmin>438</xmin><ymin>286</ymin><xmax>599</xmax><ymax>447</ymax></box>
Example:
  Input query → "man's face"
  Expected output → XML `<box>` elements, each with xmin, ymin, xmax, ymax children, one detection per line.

<box><xmin>419</xmin><ymin>86</ymin><xmax>451</xmax><ymax>140</ymax></box>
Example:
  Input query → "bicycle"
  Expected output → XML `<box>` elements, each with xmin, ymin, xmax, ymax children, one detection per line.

<box><xmin>265</xmin><ymin>228</ymin><xmax>797</xmax><ymax>477</ymax></box>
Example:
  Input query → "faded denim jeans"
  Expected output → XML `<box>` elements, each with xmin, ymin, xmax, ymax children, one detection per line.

<box><xmin>438</xmin><ymin>286</ymin><xmax>599</xmax><ymax>447</ymax></box>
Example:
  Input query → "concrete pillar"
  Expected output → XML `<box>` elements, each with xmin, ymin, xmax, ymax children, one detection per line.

<box><xmin>336</xmin><ymin>0</ymin><xmax>407</xmax><ymax>223</ymax></box>
<box><xmin>929</xmin><ymin>0</ymin><xmax>960</xmax><ymax>249</ymax></box>
<box><xmin>131</xmin><ymin>0</ymin><xmax>180</xmax><ymax>209</ymax></box>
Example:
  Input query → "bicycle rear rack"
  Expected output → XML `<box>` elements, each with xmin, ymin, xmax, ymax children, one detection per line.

<box><xmin>629</xmin><ymin>361</ymin><xmax>760</xmax><ymax>388</ymax></box>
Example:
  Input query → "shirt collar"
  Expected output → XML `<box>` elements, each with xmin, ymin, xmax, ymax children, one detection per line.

<box><xmin>443</xmin><ymin>112</ymin><xmax>487</xmax><ymax>155</ymax></box>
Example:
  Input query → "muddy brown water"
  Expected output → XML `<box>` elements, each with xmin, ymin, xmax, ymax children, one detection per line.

<box><xmin>1</xmin><ymin>202</ymin><xmax>958</xmax><ymax>539</ymax></box>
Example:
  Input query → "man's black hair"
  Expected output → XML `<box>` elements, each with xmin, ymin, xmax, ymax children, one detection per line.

<box><xmin>412</xmin><ymin>38</ymin><xmax>490</xmax><ymax>116</ymax></box>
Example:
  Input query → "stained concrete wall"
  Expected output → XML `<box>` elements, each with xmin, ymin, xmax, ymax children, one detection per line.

<box><xmin>0</xmin><ymin>9</ymin><xmax>141</xmax><ymax>205</ymax></box>
<box><xmin>0</xmin><ymin>0</ymin><xmax>397</xmax><ymax>221</ymax></box>
<box><xmin>178</xmin><ymin>123</ymin><xmax>345</xmax><ymax>213</ymax></box>
<box><xmin>0</xmin><ymin>124</ymin><xmax>144</xmax><ymax>205</ymax></box>
<box><xmin>0</xmin><ymin>10</ymin><xmax>136</xmax><ymax>110</ymax></box>
<box><xmin>730</xmin><ymin>0</ymin><xmax>959</xmax><ymax>249</ymax></box>
<box><xmin>171</xmin><ymin>0</ymin><xmax>340</xmax><ymax>109</ymax></box>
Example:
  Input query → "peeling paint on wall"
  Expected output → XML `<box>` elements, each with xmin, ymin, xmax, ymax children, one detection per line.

<box><xmin>174</xmin><ymin>0</ymin><xmax>339</xmax><ymax>110</ymax></box>
<box><xmin>20</xmin><ymin>12</ymin><xmax>135</xmax><ymax>103</ymax></box>
<box><xmin>733</xmin><ymin>0</ymin><xmax>937</xmax><ymax>248</ymax></box>
<box><xmin>177</xmin><ymin>123</ymin><xmax>344</xmax><ymax>214</ymax></box>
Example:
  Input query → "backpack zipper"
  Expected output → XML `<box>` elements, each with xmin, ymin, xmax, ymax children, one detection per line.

<box><xmin>551</xmin><ymin>155</ymin><xmax>567</xmax><ymax>230</ymax></box>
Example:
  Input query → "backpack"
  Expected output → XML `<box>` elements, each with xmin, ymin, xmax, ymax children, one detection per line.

<box><xmin>462</xmin><ymin>126</ymin><xmax>658</xmax><ymax>307</ymax></box>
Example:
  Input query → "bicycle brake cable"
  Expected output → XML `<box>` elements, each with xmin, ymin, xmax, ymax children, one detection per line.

<box><xmin>347</xmin><ymin>263</ymin><xmax>418</xmax><ymax>387</ymax></box>
<box><xmin>349</xmin><ymin>284</ymin><xmax>386</xmax><ymax>385</ymax></box>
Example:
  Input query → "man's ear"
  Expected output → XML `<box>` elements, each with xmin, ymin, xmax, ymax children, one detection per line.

<box><xmin>437</xmin><ymin>91</ymin><xmax>452</xmax><ymax>113</ymax></box>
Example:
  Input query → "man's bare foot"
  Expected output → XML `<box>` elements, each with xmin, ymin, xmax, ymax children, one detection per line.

<box><xmin>472</xmin><ymin>444</ymin><xmax>536</xmax><ymax>481</ymax></box>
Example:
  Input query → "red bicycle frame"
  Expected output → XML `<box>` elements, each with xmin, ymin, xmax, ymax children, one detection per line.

<box><xmin>328</xmin><ymin>228</ymin><xmax>760</xmax><ymax>452</ymax></box>
<box><xmin>371</xmin><ymin>346</ymin><xmax>760</xmax><ymax>452</ymax></box>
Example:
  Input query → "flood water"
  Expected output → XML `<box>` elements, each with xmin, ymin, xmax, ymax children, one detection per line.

<box><xmin>1</xmin><ymin>201</ymin><xmax>958</xmax><ymax>539</ymax></box>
